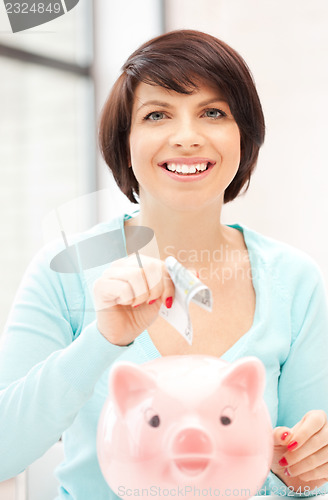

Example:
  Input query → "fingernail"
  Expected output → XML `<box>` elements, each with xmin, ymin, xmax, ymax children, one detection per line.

<box><xmin>165</xmin><ymin>296</ymin><xmax>173</xmax><ymax>309</ymax></box>
<box><xmin>284</xmin><ymin>468</ymin><xmax>291</xmax><ymax>477</ymax></box>
<box><xmin>281</xmin><ymin>432</ymin><xmax>290</xmax><ymax>441</ymax></box>
<box><xmin>279</xmin><ymin>457</ymin><xmax>288</xmax><ymax>467</ymax></box>
<box><xmin>196</xmin><ymin>271</ymin><xmax>199</xmax><ymax>278</ymax></box>
<box><xmin>133</xmin><ymin>304</ymin><xmax>140</xmax><ymax>308</ymax></box>
<box><xmin>148</xmin><ymin>299</ymin><xmax>157</xmax><ymax>305</ymax></box>
<box><xmin>287</xmin><ymin>441</ymin><xmax>298</xmax><ymax>451</ymax></box>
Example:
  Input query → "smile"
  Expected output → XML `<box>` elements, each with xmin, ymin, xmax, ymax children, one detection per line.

<box><xmin>173</xmin><ymin>455</ymin><xmax>211</xmax><ymax>476</ymax></box>
<box><xmin>165</xmin><ymin>162</ymin><xmax>209</xmax><ymax>175</ymax></box>
<box><xmin>158</xmin><ymin>158</ymin><xmax>216</xmax><ymax>180</ymax></box>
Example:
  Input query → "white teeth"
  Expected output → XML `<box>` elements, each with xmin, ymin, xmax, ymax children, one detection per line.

<box><xmin>165</xmin><ymin>162</ymin><xmax>209</xmax><ymax>174</ymax></box>
<box><xmin>182</xmin><ymin>164</ymin><xmax>195</xmax><ymax>174</ymax></box>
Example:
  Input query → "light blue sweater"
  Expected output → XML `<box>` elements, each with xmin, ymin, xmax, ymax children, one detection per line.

<box><xmin>1</xmin><ymin>210</ymin><xmax>328</xmax><ymax>499</ymax></box>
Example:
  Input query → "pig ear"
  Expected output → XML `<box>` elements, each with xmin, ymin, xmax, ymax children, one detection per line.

<box><xmin>109</xmin><ymin>363</ymin><xmax>157</xmax><ymax>417</ymax></box>
<box><xmin>221</xmin><ymin>357</ymin><xmax>266</xmax><ymax>411</ymax></box>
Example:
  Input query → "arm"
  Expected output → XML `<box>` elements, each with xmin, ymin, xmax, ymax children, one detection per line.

<box><xmin>0</xmin><ymin>246</ymin><xmax>129</xmax><ymax>481</ymax></box>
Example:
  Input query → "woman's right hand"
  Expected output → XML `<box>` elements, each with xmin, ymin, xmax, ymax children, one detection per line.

<box><xmin>93</xmin><ymin>254</ymin><xmax>175</xmax><ymax>346</ymax></box>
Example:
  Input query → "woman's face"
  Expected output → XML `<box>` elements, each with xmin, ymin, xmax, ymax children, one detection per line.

<box><xmin>129</xmin><ymin>81</ymin><xmax>241</xmax><ymax>212</ymax></box>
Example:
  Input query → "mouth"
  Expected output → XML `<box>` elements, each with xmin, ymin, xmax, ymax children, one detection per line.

<box><xmin>158</xmin><ymin>161</ymin><xmax>215</xmax><ymax>176</ymax></box>
<box><xmin>173</xmin><ymin>455</ymin><xmax>211</xmax><ymax>476</ymax></box>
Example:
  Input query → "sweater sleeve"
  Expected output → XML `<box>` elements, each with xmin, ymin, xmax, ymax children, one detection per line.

<box><xmin>0</xmin><ymin>245</ymin><xmax>129</xmax><ymax>481</ymax></box>
<box><xmin>272</xmin><ymin>260</ymin><xmax>328</xmax><ymax>496</ymax></box>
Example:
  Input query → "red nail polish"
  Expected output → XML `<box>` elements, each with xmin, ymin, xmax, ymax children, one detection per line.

<box><xmin>287</xmin><ymin>441</ymin><xmax>298</xmax><ymax>451</ymax></box>
<box><xmin>148</xmin><ymin>299</ymin><xmax>157</xmax><ymax>305</ymax></box>
<box><xmin>166</xmin><ymin>296</ymin><xmax>173</xmax><ymax>309</ymax></box>
<box><xmin>196</xmin><ymin>271</ymin><xmax>199</xmax><ymax>278</ymax></box>
<box><xmin>281</xmin><ymin>432</ymin><xmax>289</xmax><ymax>441</ymax></box>
<box><xmin>284</xmin><ymin>468</ymin><xmax>291</xmax><ymax>477</ymax></box>
<box><xmin>132</xmin><ymin>304</ymin><xmax>140</xmax><ymax>308</ymax></box>
<box><xmin>279</xmin><ymin>457</ymin><xmax>288</xmax><ymax>467</ymax></box>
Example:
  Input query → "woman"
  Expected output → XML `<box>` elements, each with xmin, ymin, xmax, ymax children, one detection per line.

<box><xmin>1</xmin><ymin>30</ymin><xmax>328</xmax><ymax>499</ymax></box>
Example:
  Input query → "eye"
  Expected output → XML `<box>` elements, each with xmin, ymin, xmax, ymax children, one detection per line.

<box><xmin>148</xmin><ymin>415</ymin><xmax>160</xmax><ymax>427</ymax></box>
<box><xmin>203</xmin><ymin>108</ymin><xmax>226</xmax><ymax>119</ymax></box>
<box><xmin>144</xmin><ymin>408</ymin><xmax>161</xmax><ymax>428</ymax></box>
<box><xmin>144</xmin><ymin>111</ymin><xmax>166</xmax><ymax>121</ymax></box>
<box><xmin>220</xmin><ymin>416</ymin><xmax>232</xmax><ymax>425</ymax></box>
<box><xmin>219</xmin><ymin>406</ymin><xmax>235</xmax><ymax>426</ymax></box>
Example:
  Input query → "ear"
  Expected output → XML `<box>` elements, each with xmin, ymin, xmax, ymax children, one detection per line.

<box><xmin>109</xmin><ymin>363</ymin><xmax>157</xmax><ymax>417</ymax></box>
<box><xmin>221</xmin><ymin>357</ymin><xmax>266</xmax><ymax>411</ymax></box>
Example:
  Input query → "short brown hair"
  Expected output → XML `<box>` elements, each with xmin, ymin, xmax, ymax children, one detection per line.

<box><xmin>99</xmin><ymin>30</ymin><xmax>265</xmax><ymax>204</ymax></box>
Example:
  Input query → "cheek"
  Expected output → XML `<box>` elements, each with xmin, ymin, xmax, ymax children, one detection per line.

<box><xmin>130</xmin><ymin>122</ymin><xmax>169</xmax><ymax>161</ymax></box>
<box><xmin>221</xmin><ymin>127</ymin><xmax>241</xmax><ymax>167</ymax></box>
<box><xmin>227</xmin><ymin>126</ymin><xmax>241</xmax><ymax>155</ymax></box>
<box><xmin>128</xmin><ymin>135</ymin><xmax>152</xmax><ymax>186</ymax></box>
<box><xmin>128</xmin><ymin>134</ymin><xmax>141</xmax><ymax>166</ymax></box>
<box><xmin>211</xmin><ymin>124</ymin><xmax>241</xmax><ymax>159</ymax></box>
<box><xmin>129</xmin><ymin>129</ymin><xmax>160</xmax><ymax>166</ymax></box>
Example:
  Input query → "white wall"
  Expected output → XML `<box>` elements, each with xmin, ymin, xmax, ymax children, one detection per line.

<box><xmin>165</xmin><ymin>0</ymin><xmax>328</xmax><ymax>283</ymax></box>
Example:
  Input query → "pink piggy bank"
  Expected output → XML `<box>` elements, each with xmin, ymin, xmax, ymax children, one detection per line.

<box><xmin>97</xmin><ymin>355</ymin><xmax>273</xmax><ymax>499</ymax></box>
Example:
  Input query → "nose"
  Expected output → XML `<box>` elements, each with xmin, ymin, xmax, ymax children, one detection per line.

<box><xmin>168</xmin><ymin>119</ymin><xmax>204</xmax><ymax>149</ymax></box>
<box><xmin>173</xmin><ymin>427</ymin><xmax>213</xmax><ymax>455</ymax></box>
<box><xmin>172</xmin><ymin>427</ymin><xmax>213</xmax><ymax>477</ymax></box>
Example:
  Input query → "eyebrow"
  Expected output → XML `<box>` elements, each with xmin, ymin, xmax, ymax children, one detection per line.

<box><xmin>136</xmin><ymin>97</ymin><xmax>228</xmax><ymax>112</ymax></box>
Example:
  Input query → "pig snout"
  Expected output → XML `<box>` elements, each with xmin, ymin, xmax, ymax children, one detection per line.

<box><xmin>172</xmin><ymin>428</ymin><xmax>213</xmax><ymax>477</ymax></box>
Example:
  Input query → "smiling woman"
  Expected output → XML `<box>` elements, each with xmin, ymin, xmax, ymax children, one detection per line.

<box><xmin>127</xmin><ymin>82</ymin><xmax>241</xmax><ymax>212</ymax></box>
<box><xmin>1</xmin><ymin>29</ymin><xmax>328</xmax><ymax>500</ymax></box>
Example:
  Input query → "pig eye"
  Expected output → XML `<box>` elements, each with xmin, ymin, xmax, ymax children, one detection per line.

<box><xmin>144</xmin><ymin>408</ymin><xmax>161</xmax><ymax>428</ymax></box>
<box><xmin>219</xmin><ymin>406</ymin><xmax>235</xmax><ymax>426</ymax></box>
<box><xmin>148</xmin><ymin>415</ymin><xmax>160</xmax><ymax>427</ymax></box>
<box><xmin>220</xmin><ymin>416</ymin><xmax>232</xmax><ymax>425</ymax></box>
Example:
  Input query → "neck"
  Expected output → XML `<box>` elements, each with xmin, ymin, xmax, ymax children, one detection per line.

<box><xmin>126</xmin><ymin>198</ymin><xmax>242</xmax><ymax>271</ymax></box>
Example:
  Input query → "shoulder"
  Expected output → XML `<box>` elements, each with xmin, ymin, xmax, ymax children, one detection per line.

<box><xmin>237</xmin><ymin>224</ymin><xmax>323</xmax><ymax>291</ymax></box>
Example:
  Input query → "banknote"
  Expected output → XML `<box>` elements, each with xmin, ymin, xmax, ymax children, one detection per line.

<box><xmin>158</xmin><ymin>256</ymin><xmax>213</xmax><ymax>345</ymax></box>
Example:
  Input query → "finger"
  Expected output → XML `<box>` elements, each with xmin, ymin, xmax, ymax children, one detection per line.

<box><xmin>159</xmin><ymin>264</ymin><xmax>175</xmax><ymax>308</ymax></box>
<box><xmin>287</xmin><ymin>410</ymin><xmax>327</xmax><ymax>452</ymax></box>
<box><xmin>134</xmin><ymin>252</ymin><xmax>150</xmax><ymax>294</ymax></box>
<box><xmin>141</xmin><ymin>256</ymin><xmax>163</xmax><ymax>292</ymax></box>
<box><xmin>145</xmin><ymin>263</ymin><xmax>175</xmax><ymax>307</ymax></box>
<box><xmin>101</xmin><ymin>255</ymin><xmax>171</xmax><ymax>307</ymax></box>
<box><xmin>93</xmin><ymin>278</ymin><xmax>135</xmax><ymax>309</ymax></box>
<box><xmin>299</xmin><ymin>464</ymin><xmax>328</xmax><ymax>484</ymax></box>
<box><xmin>273</xmin><ymin>426</ymin><xmax>292</xmax><ymax>447</ymax></box>
<box><xmin>287</xmin><ymin>444</ymin><xmax>328</xmax><ymax>480</ymax></box>
<box><xmin>103</xmin><ymin>255</ymin><xmax>162</xmax><ymax>305</ymax></box>
<box><xmin>272</xmin><ymin>426</ymin><xmax>293</xmax><ymax>472</ymax></box>
<box><xmin>103</xmin><ymin>266</ymin><xmax>150</xmax><ymax>304</ymax></box>
<box><xmin>130</xmin><ymin>260</ymin><xmax>164</xmax><ymax>306</ymax></box>
<box><xmin>298</xmin><ymin>476</ymin><xmax>328</xmax><ymax>489</ymax></box>
<box><xmin>127</xmin><ymin>255</ymin><xmax>163</xmax><ymax>305</ymax></box>
<box><xmin>108</xmin><ymin>254</ymin><xmax>162</xmax><ymax>292</ymax></box>
<box><xmin>282</xmin><ymin>424</ymin><xmax>328</xmax><ymax>471</ymax></box>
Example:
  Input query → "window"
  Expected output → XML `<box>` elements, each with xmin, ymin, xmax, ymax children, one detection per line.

<box><xmin>0</xmin><ymin>2</ymin><xmax>94</xmax><ymax>333</ymax></box>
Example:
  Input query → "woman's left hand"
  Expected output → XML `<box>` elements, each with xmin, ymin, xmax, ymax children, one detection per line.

<box><xmin>271</xmin><ymin>410</ymin><xmax>328</xmax><ymax>492</ymax></box>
